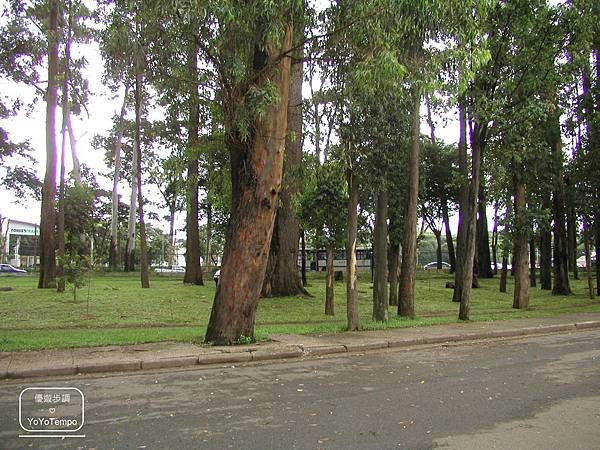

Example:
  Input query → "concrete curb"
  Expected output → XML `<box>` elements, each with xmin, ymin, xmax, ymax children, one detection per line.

<box><xmin>2</xmin><ymin>320</ymin><xmax>600</xmax><ymax>380</ymax></box>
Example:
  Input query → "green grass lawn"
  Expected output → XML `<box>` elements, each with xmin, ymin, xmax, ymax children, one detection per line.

<box><xmin>0</xmin><ymin>270</ymin><xmax>598</xmax><ymax>351</ymax></box>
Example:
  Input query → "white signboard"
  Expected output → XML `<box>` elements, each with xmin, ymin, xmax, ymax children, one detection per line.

<box><xmin>8</xmin><ymin>220</ymin><xmax>38</xmax><ymax>236</ymax></box>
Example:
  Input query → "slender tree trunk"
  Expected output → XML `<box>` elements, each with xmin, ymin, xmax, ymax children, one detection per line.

<box><xmin>134</xmin><ymin>69</ymin><xmax>149</xmax><ymax>289</ymax></box>
<box><xmin>346</xmin><ymin>168</ymin><xmax>360</xmax><ymax>331</ymax></box>
<box><xmin>57</xmin><ymin>4</ymin><xmax>71</xmax><ymax>293</ymax></box>
<box><xmin>442</xmin><ymin>200</ymin><xmax>456</xmax><ymax>273</ymax></box>
<box><xmin>529</xmin><ymin>235</ymin><xmax>537</xmax><ymax>288</ymax></box>
<box><xmin>168</xmin><ymin>204</ymin><xmax>176</xmax><ymax>266</ymax></box>
<box><xmin>124</xmin><ymin>108</ymin><xmax>138</xmax><ymax>272</ymax></box>
<box><xmin>539</xmin><ymin>191</ymin><xmax>552</xmax><ymax>290</ymax></box>
<box><xmin>388</xmin><ymin>241</ymin><xmax>400</xmax><ymax>307</ymax></box>
<box><xmin>476</xmin><ymin>182</ymin><xmax>493</xmax><ymax>278</ymax></box>
<box><xmin>184</xmin><ymin>38</ymin><xmax>204</xmax><ymax>285</ymax></box>
<box><xmin>205</xmin><ymin>202</ymin><xmax>212</xmax><ymax>271</ymax></box>
<box><xmin>65</xmin><ymin>114</ymin><xmax>81</xmax><ymax>185</ymax></box>
<box><xmin>205</xmin><ymin>27</ymin><xmax>293</xmax><ymax>344</ymax></box>
<box><xmin>513</xmin><ymin>174</ymin><xmax>529</xmax><ymax>309</ymax></box>
<box><xmin>434</xmin><ymin>229</ymin><xmax>443</xmax><ymax>269</ymax></box>
<box><xmin>373</xmin><ymin>188</ymin><xmax>388</xmax><ymax>321</ymax></box>
<box><xmin>595</xmin><ymin>229</ymin><xmax>600</xmax><ymax>295</ymax></box>
<box><xmin>301</xmin><ymin>229</ymin><xmax>307</xmax><ymax>287</ymax></box>
<box><xmin>583</xmin><ymin>219</ymin><xmax>594</xmax><ymax>299</ymax></box>
<box><xmin>453</xmin><ymin>96</ymin><xmax>468</xmax><ymax>303</ymax></box>
<box><xmin>110</xmin><ymin>85</ymin><xmax>128</xmax><ymax>271</ymax></box>
<box><xmin>454</xmin><ymin>99</ymin><xmax>481</xmax><ymax>321</ymax></box>
<box><xmin>38</xmin><ymin>0</ymin><xmax>59</xmax><ymax>289</ymax></box>
<box><xmin>492</xmin><ymin>202</ymin><xmax>499</xmax><ymax>275</ymax></box>
<box><xmin>398</xmin><ymin>85</ymin><xmax>420</xmax><ymax>318</ymax></box>
<box><xmin>548</xmin><ymin>100</ymin><xmax>571</xmax><ymax>296</ymax></box>
<box><xmin>325</xmin><ymin>243</ymin><xmax>334</xmax><ymax>316</ymax></box>
<box><xmin>566</xmin><ymin>197</ymin><xmax>578</xmax><ymax>280</ymax></box>
<box><xmin>262</xmin><ymin>55</ymin><xmax>307</xmax><ymax>296</ymax></box>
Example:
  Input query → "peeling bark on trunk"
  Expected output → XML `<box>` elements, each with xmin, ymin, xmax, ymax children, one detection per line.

<box><xmin>442</xmin><ymin>200</ymin><xmax>456</xmax><ymax>273</ymax></box>
<box><xmin>539</xmin><ymin>191</ymin><xmax>552</xmax><ymax>290</ymax></box>
<box><xmin>110</xmin><ymin>86</ymin><xmax>128</xmax><ymax>271</ymax></box>
<box><xmin>262</xmin><ymin>56</ymin><xmax>307</xmax><ymax>297</ymax></box>
<box><xmin>398</xmin><ymin>85</ymin><xmax>420</xmax><ymax>318</ymax></box>
<box><xmin>184</xmin><ymin>39</ymin><xmax>204</xmax><ymax>286</ymax></box>
<box><xmin>135</xmin><ymin>70</ymin><xmax>149</xmax><ymax>289</ymax></box>
<box><xmin>38</xmin><ymin>0</ymin><xmax>59</xmax><ymax>289</ymax></box>
<box><xmin>373</xmin><ymin>188</ymin><xmax>388</xmax><ymax>322</ymax></box>
<box><xmin>325</xmin><ymin>243</ymin><xmax>334</xmax><ymax>316</ymax></box>
<box><xmin>513</xmin><ymin>175</ymin><xmax>529</xmax><ymax>309</ymax></box>
<box><xmin>65</xmin><ymin>114</ymin><xmax>81</xmax><ymax>185</ymax></box>
<box><xmin>205</xmin><ymin>27</ymin><xmax>293</xmax><ymax>344</ymax></box>
<box><xmin>346</xmin><ymin>168</ymin><xmax>360</xmax><ymax>331</ymax></box>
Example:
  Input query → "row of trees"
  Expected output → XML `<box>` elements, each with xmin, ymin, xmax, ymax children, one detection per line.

<box><xmin>1</xmin><ymin>0</ymin><xmax>598</xmax><ymax>344</ymax></box>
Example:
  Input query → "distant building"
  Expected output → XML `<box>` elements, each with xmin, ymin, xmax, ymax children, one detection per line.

<box><xmin>2</xmin><ymin>219</ymin><xmax>39</xmax><ymax>267</ymax></box>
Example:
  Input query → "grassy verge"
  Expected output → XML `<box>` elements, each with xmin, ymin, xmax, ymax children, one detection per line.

<box><xmin>0</xmin><ymin>270</ymin><xmax>598</xmax><ymax>351</ymax></box>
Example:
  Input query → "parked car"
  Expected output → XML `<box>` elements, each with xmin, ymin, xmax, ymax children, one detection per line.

<box><xmin>0</xmin><ymin>264</ymin><xmax>27</xmax><ymax>275</ymax></box>
<box><xmin>154</xmin><ymin>265</ymin><xmax>186</xmax><ymax>274</ymax></box>
<box><xmin>423</xmin><ymin>261</ymin><xmax>451</xmax><ymax>271</ymax></box>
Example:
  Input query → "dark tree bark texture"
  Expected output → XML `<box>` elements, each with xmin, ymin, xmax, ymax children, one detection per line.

<box><xmin>205</xmin><ymin>27</ymin><xmax>293</xmax><ymax>344</ymax></box>
<box><xmin>38</xmin><ymin>0</ymin><xmax>59</xmax><ymax>289</ymax></box>
<box><xmin>184</xmin><ymin>39</ymin><xmax>204</xmax><ymax>286</ymax></box>
<box><xmin>346</xmin><ymin>168</ymin><xmax>360</xmax><ymax>331</ymax></box>
<box><xmin>262</xmin><ymin>56</ymin><xmax>307</xmax><ymax>297</ymax></box>
<box><xmin>325</xmin><ymin>243</ymin><xmax>334</xmax><ymax>316</ymax></box>
<box><xmin>539</xmin><ymin>191</ymin><xmax>552</xmax><ymax>290</ymax></box>
<box><xmin>373</xmin><ymin>188</ymin><xmax>388</xmax><ymax>321</ymax></box>
<box><xmin>398</xmin><ymin>85</ymin><xmax>420</xmax><ymax>318</ymax></box>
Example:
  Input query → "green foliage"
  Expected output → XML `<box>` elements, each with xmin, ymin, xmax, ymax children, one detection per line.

<box><xmin>57</xmin><ymin>252</ymin><xmax>88</xmax><ymax>302</ymax></box>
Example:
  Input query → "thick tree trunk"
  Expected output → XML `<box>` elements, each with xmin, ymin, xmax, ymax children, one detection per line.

<box><xmin>262</xmin><ymin>56</ymin><xmax>307</xmax><ymax>297</ymax></box>
<box><xmin>184</xmin><ymin>39</ymin><xmax>204</xmax><ymax>285</ymax></box>
<box><xmin>110</xmin><ymin>86</ymin><xmax>128</xmax><ymax>271</ymax></box>
<box><xmin>442</xmin><ymin>200</ymin><xmax>456</xmax><ymax>273</ymax></box>
<box><xmin>373</xmin><ymin>188</ymin><xmax>388</xmax><ymax>321</ymax></box>
<box><xmin>513</xmin><ymin>175</ymin><xmax>529</xmax><ymax>309</ymax></box>
<box><xmin>346</xmin><ymin>168</ymin><xmax>360</xmax><ymax>331</ymax></box>
<box><xmin>476</xmin><ymin>182</ymin><xmax>493</xmax><ymax>278</ymax></box>
<box><xmin>38</xmin><ymin>0</ymin><xmax>59</xmax><ymax>289</ymax></box>
<box><xmin>529</xmin><ymin>235</ymin><xmax>537</xmax><ymax>288</ymax></box>
<box><xmin>583</xmin><ymin>219</ymin><xmax>594</xmax><ymax>299</ymax></box>
<box><xmin>135</xmin><ymin>70</ymin><xmax>149</xmax><ymax>289</ymax></box>
<box><xmin>398</xmin><ymin>85</ymin><xmax>420</xmax><ymax>318</ymax></box>
<box><xmin>539</xmin><ymin>191</ymin><xmax>552</xmax><ymax>290</ymax></box>
<box><xmin>325</xmin><ymin>243</ymin><xmax>334</xmax><ymax>316</ymax></box>
<box><xmin>205</xmin><ymin>27</ymin><xmax>293</xmax><ymax>344</ymax></box>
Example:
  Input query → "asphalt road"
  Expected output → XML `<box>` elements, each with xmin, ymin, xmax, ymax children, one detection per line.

<box><xmin>1</xmin><ymin>329</ymin><xmax>599</xmax><ymax>450</ymax></box>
